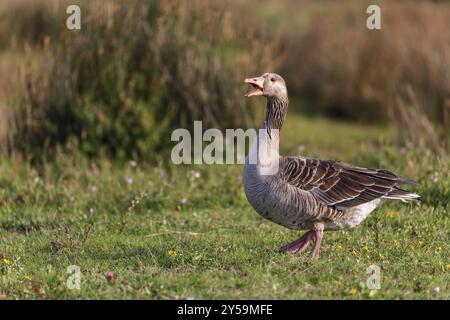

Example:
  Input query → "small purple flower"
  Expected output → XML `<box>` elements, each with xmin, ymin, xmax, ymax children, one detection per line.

<box><xmin>127</xmin><ymin>177</ymin><xmax>134</xmax><ymax>185</ymax></box>
<box><xmin>432</xmin><ymin>287</ymin><xmax>440</xmax><ymax>295</ymax></box>
<box><xmin>180</xmin><ymin>197</ymin><xmax>188</xmax><ymax>205</ymax></box>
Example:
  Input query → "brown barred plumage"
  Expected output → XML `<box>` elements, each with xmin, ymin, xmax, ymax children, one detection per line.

<box><xmin>280</xmin><ymin>157</ymin><xmax>418</xmax><ymax>209</ymax></box>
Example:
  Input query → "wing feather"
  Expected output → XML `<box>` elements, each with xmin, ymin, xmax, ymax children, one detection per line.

<box><xmin>281</xmin><ymin>157</ymin><xmax>417</xmax><ymax>209</ymax></box>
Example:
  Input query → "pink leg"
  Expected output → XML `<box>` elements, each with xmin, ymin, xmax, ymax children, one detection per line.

<box><xmin>309</xmin><ymin>228</ymin><xmax>324</xmax><ymax>259</ymax></box>
<box><xmin>281</xmin><ymin>223</ymin><xmax>325</xmax><ymax>258</ymax></box>
<box><xmin>280</xmin><ymin>230</ymin><xmax>315</xmax><ymax>254</ymax></box>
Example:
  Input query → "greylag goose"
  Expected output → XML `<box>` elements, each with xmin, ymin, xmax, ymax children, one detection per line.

<box><xmin>243</xmin><ymin>73</ymin><xmax>420</xmax><ymax>258</ymax></box>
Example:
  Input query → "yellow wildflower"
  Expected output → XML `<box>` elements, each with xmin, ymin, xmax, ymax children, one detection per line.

<box><xmin>168</xmin><ymin>250</ymin><xmax>177</xmax><ymax>257</ymax></box>
<box><xmin>379</xmin><ymin>254</ymin><xmax>385</xmax><ymax>260</ymax></box>
<box><xmin>446</xmin><ymin>264</ymin><xmax>450</xmax><ymax>270</ymax></box>
<box><xmin>350</xmin><ymin>288</ymin><xmax>357</xmax><ymax>296</ymax></box>
<box><xmin>385</xmin><ymin>210</ymin><xmax>395</xmax><ymax>219</ymax></box>
<box><xmin>23</xmin><ymin>275</ymin><xmax>32</xmax><ymax>282</ymax></box>
<box><xmin>363</xmin><ymin>245</ymin><xmax>370</xmax><ymax>252</ymax></box>
<box><xmin>369</xmin><ymin>290</ymin><xmax>377</xmax><ymax>298</ymax></box>
<box><xmin>2</xmin><ymin>258</ymin><xmax>10</xmax><ymax>266</ymax></box>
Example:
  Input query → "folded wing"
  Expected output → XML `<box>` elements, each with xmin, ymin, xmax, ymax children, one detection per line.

<box><xmin>281</xmin><ymin>157</ymin><xmax>419</xmax><ymax>208</ymax></box>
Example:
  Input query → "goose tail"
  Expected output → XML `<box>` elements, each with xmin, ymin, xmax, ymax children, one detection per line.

<box><xmin>383</xmin><ymin>188</ymin><xmax>421</xmax><ymax>202</ymax></box>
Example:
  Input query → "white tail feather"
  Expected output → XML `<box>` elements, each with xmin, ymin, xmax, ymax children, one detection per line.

<box><xmin>382</xmin><ymin>193</ymin><xmax>420</xmax><ymax>202</ymax></box>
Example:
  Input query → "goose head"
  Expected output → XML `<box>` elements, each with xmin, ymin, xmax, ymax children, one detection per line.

<box><xmin>244</xmin><ymin>72</ymin><xmax>288</xmax><ymax>101</ymax></box>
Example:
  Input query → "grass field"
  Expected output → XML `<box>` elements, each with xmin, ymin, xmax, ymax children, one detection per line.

<box><xmin>0</xmin><ymin>112</ymin><xmax>448</xmax><ymax>299</ymax></box>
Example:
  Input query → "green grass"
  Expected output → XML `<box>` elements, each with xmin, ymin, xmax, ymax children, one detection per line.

<box><xmin>0</xmin><ymin>113</ymin><xmax>448</xmax><ymax>299</ymax></box>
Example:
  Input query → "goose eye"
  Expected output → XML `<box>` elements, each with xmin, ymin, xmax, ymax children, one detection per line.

<box><xmin>270</xmin><ymin>78</ymin><xmax>275</xmax><ymax>82</ymax></box>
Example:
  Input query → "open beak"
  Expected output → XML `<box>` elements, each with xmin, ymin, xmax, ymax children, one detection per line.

<box><xmin>244</xmin><ymin>76</ymin><xmax>264</xmax><ymax>97</ymax></box>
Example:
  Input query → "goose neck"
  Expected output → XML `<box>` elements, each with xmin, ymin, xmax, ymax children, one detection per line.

<box><xmin>264</xmin><ymin>96</ymin><xmax>289</xmax><ymax>133</ymax></box>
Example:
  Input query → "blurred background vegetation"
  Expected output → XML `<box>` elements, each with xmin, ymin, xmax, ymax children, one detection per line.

<box><xmin>0</xmin><ymin>0</ymin><xmax>449</xmax><ymax>161</ymax></box>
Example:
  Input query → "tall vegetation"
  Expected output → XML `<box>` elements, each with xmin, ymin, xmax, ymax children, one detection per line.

<box><xmin>278</xmin><ymin>0</ymin><xmax>449</xmax><ymax>154</ymax></box>
<box><xmin>9</xmin><ymin>0</ymin><xmax>276</xmax><ymax>159</ymax></box>
<box><xmin>1</xmin><ymin>0</ymin><xmax>448</xmax><ymax>159</ymax></box>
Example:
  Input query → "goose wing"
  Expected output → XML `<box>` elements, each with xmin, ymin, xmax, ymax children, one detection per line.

<box><xmin>280</xmin><ymin>157</ymin><xmax>417</xmax><ymax>208</ymax></box>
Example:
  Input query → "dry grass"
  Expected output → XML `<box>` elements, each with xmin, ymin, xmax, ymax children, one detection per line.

<box><xmin>0</xmin><ymin>0</ymin><xmax>448</xmax><ymax>157</ymax></box>
<box><xmin>3</xmin><ymin>0</ymin><xmax>278</xmax><ymax>159</ymax></box>
<box><xmin>276</xmin><ymin>0</ymin><xmax>449</xmax><ymax>152</ymax></box>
